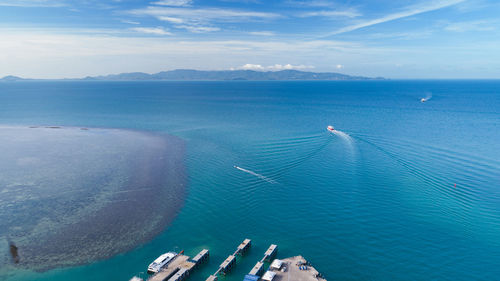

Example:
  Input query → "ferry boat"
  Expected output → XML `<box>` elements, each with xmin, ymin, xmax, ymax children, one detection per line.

<box><xmin>148</xmin><ymin>252</ymin><xmax>177</xmax><ymax>273</ymax></box>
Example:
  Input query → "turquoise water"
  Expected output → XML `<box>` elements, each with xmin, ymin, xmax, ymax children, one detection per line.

<box><xmin>0</xmin><ymin>80</ymin><xmax>499</xmax><ymax>280</ymax></box>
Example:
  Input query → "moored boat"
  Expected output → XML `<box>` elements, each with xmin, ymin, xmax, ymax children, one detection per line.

<box><xmin>147</xmin><ymin>252</ymin><xmax>177</xmax><ymax>273</ymax></box>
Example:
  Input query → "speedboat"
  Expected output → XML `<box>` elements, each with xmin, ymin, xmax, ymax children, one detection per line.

<box><xmin>148</xmin><ymin>252</ymin><xmax>177</xmax><ymax>273</ymax></box>
<box><xmin>421</xmin><ymin>98</ymin><xmax>427</xmax><ymax>102</ymax></box>
<box><xmin>327</xmin><ymin>125</ymin><xmax>335</xmax><ymax>132</ymax></box>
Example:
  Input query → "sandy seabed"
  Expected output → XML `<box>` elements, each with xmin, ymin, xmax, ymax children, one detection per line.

<box><xmin>0</xmin><ymin>126</ymin><xmax>186</xmax><ymax>272</ymax></box>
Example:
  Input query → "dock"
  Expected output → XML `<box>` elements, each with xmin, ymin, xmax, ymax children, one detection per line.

<box><xmin>191</xmin><ymin>249</ymin><xmax>209</xmax><ymax>264</ymax></box>
<box><xmin>206</xmin><ymin>239</ymin><xmax>252</xmax><ymax>281</ymax></box>
<box><xmin>263</xmin><ymin>244</ymin><xmax>277</xmax><ymax>262</ymax></box>
<box><xmin>140</xmin><ymin>240</ymin><xmax>326</xmax><ymax>281</ymax></box>
<box><xmin>206</xmin><ymin>275</ymin><xmax>218</xmax><ymax>281</ymax></box>
<box><xmin>248</xmin><ymin>261</ymin><xmax>264</xmax><ymax>276</ymax></box>
<box><xmin>148</xmin><ymin>249</ymin><xmax>209</xmax><ymax>281</ymax></box>
<box><xmin>245</xmin><ymin>244</ymin><xmax>277</xmax><ymax>281</ymax></box>
<box><xmin>237</xmin><ymin>239</ymin><xmax>252</xmax><ymax>255</ymax></box>
<box><xmin>268</xmin><ymin>256</ymin><xmax>326</xmax><ymax>281</ymax></box>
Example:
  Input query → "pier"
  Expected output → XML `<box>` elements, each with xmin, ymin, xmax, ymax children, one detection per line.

<box><xmin>248</xmin><ymin>261</ymin><xmax>264</xmax><ymax>276</ymax></box>
<box><xmin>265</xmin><ymin>256</ymin><xmax>326</xmax><ymax>281</ymax></box>
<box><xmin>206</xmin><ymin>239</ymin><xmax>252</xmax><ymax>281</ymax></box>
<box><xmin>237</xmin><ymin>239</ymin><xmax>252</xmax><ymax>254</ymax></box>
<box><xmin>245</xmin><ymin>244</ymin><xmax>277</xmax><ymax>281</ymax></box>
<box><xmin>263</xmin><ymin>244</ymin><xmax>277</xmax><ymax>262</ymax></box>
<box><xmin>140</xmin><ymin>240</ymin><xmax>326</xmax><ymax>281</ymax></box>
<box><xmin>190</xmin><ymin>249</ymin><xmax>209</xmax><ymax>266</ymax></box>
<box><xmin>244</xmin><ymin>244</ymin><xmax>326</xmax><ymax>281</ymax></box>
<box><xmin>148</xmin><ymin>249</ymin><xmax>209</xmax><ymax>281</ymax></box>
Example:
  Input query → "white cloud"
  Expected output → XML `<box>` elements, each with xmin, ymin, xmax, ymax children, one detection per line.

<box><xmin>129</xmin><ymin>6</ymin><xmax>280</xmax><ymax>33</ymax></box>
<box><xmin>285</xmin><ymin>0</ymin><xmax>335</xmax><ymax>7</ymax></box>
<box><xmin>175</xmin><ymin>25</ymin><xmax>220</xmax><ymax>33</ymax></box>
<box><xmin>241</xmin><ymin>64</ymin><xmax>265</xmax><ymax>70</ymax></box>
<box><xmin>239</xmin><ymin>64</ymin><xmax>314</xmax><ymax>71</ymax></box>
<box><xmin>444</xmin><ymin>20</ymin><xmax>496</xmax><ymax>32</ymax></box>
<box><xmin>130</xmin><ymin>27</ymin><xmax>172</xmax><ymax>35</ymax></box>
<box><xmin>299</xmin><ymin>9</ymin><xmax>361</xmax><ymax>18</ymax></box>
<box><xmin>323</xmin><ymin>0</ymin><xmax>466</xmax><ymax>36</ymax></box>
<box><xmin>130</xmin><ymin>6</ymin><xmax>280</xmax><ymax>22</ymax></box>
<box><xmin>121</xmin><ymin>20</ymin><xmax>141</xmax><ymax>25</ymax></box>
<box><xmin>249</xmin><ymin>31</ymin><xmax>274</xmax><ymax>36</ymax></box>
<box><xmin>152</xmin><ymin>0</ymin><xmax>192</xmax><ymax>6</ymax></box>
<box><xmin>366</xmin><ymin>30</ymin><xmax>433</xmax><ymax>40</ymax></box>
<box><xmin>0</xmin><ymin>0</ymin><xmax>65</xmax><ymax>7</ymax></box>
<box><xmin>4</xmin><ymin>28</ymin><xmax>499</xmax><ymax>79</ymax></box>
<box><xmin>158</xmin><ymin>16</ymin><xmax>184</xmax><ymax>23</ymax></box>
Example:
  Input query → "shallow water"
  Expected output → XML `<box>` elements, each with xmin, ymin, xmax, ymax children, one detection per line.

<box><xmin>0</xmin><ymin>80</ymin><xmax>499</xmax><ymax>281</ymax></box>
<box><xmin>0</xmin><ymin>126</ymin><xmax>186</xmax><ymax>273</ymax></box>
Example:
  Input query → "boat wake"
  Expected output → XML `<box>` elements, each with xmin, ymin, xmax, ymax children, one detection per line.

<box><xmin>234</xmin><ymin>165</ymin><xmax>277</xmax><ymax>184</ymax></box>
<box><xmin>236</xmin><ymin>129</ymin><xmax>355</xmax><ymax>185</ymax></box>
<box><xmin>353</xmin><ymin>132</ymin><xmax>500</xmax><ymax>238</ymax></box>
<box><xmin>330</xmin><ymin>129</ymin><xmax>355</xmax><ymax>153</ymax></box>
<box><xmin>421</xmin><ymin>92</ymin><xmax>432</xmax><ymax>102</ymax></box>
<box><xmin>331</xmin><ymin>130</ymin><xmax>352</xmax><ymax>142</ymax></box>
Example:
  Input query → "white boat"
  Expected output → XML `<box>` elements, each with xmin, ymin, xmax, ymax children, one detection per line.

<box><xmin>421</xmin><ymin>98</ymin><xmax>427</xmax><ymax>102</ymax></box>
<box><xmin>327</xmin><ymin>125</ymin><xmax>335</xmax><ymax>132</ymax></box>
<box><xmin>148</xmin><ymin>252</ymin><xmax>177</xmax><ymax>273</ymax></box>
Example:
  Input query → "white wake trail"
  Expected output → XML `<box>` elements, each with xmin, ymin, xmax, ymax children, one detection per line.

<box><xmin>332</xmin><ymin>130</ymin><xmax>353</xmax><ymax>145</ymax></box>
<box><xmin>421</xmin><ymin>92</ymin><xmax>433</xmax><ymax>102</ymax></box>
<box><xmin>234</xmin><ymin>166</ymin><xmax>277</xmax><ymax>184</ymax></box>
<box><xmin>330</xmin><ymin>129</ymin><xmax>356</xmax><ymax>156</ymax></box>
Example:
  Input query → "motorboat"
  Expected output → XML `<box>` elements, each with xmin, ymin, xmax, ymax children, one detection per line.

<box><xmin>147</xmin><ymin>252</ymin><xmax>177</xmax><ymax>273</ymax></box>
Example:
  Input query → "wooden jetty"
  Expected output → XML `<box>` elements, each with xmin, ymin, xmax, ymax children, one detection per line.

<box><xmin>236</xmin><ymin>239</ymin><xmax>252</xmax><ymax>255</ymax></box>
<box><xmin>206</xmin><ymin>275</ymin><xmax>218</xmax><ymax>281</ymax></box>
<box><xmin>246</xmin><ymin>244</ymin><xmax>278</xmax><ymax>280</ymax></box>
<box><xmin>149</xmin><ymin>249</ymin><xmax>209</xmax><ymax>281</ymax></box>
<box><xmin>205</xmin><ymin>239</ymin><xmax>251</xmax><ymax>281</ymax></box>
<box><xmin>248</xmin><ymin>261</ymin><xmax>264</xmax><ymax>276</ymax></box>
<box><xmin>263</xmin><ymin>244</ymin><xmax>277</xmax><ymax>262</ymax></box>
<box><xmin>219</xmin><ymin>255</ymin><xmax>236</xmax><ymax>274</ymax></box>
<box><xmin>191</xmin><ymin>249</ymin><xmax>209</xmax><ymax>265</ymax></box>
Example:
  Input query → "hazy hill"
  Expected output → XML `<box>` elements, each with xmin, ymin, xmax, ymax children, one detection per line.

<box><xmin>2</xmin><ymin>70</ymin><xmax>384</xmax><ymax>81</ymax></box>
<box><xmin>0</xmin><ymin>75</ymin><xmax>25</xmax><ymax>81</ymax></box>
<box><xmin>87</xmin><ymin>69</ymin><xmax>381</xmax><ymax>81</ymax></box>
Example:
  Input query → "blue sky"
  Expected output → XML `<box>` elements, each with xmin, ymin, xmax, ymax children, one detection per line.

<box><xmin>0</xmin><ymin>0</ymin><xmax>499</xmax><ymax>78</ymax></box>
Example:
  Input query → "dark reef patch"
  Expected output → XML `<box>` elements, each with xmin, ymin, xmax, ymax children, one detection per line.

<box><xmin>0</xmin><ymin>126</ymin><xmax>186</xmax><ymax>272</ymax></box>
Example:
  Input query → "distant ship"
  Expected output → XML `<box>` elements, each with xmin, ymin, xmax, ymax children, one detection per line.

<box><xmin>421</xmin><ymin>98</ymin><xmax>427</xmax><ymax>102</ymax></box>
<box><xmin>327</xmin><ymin>125</ymin><xmax>335</xmax><ymax>132</ymax></box>
<box><xmin>148</xmin><ymin>252</ymin><xmax>177</xmax><ymax>273</ymax></box>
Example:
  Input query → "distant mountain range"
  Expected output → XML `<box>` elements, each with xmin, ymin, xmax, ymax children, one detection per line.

<box><xmin>0</xmin><ymin>75</ymin><xmax>25</xmax><ymax>81</ymax></box>
<box><xmin>85</xmin><ymin>69</ymin><xmax>382</xmax><ymax>81</ymax></box>
<box><xmin>2</xmin><ymin>69</ymin><xmax>383</xmax><ymax>81</ymax></box>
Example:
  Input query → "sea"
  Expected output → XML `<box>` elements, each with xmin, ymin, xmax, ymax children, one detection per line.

<box><xmin>0</xmin><ymin>80</ymin><xmax>499</xmax><ymax>281</ymax></box>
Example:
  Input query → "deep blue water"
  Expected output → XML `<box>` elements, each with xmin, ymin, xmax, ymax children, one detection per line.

<box><xmin>0</xmin><ymin>80</ymin><xmax>499</xmax><ymax>281</ymax></box>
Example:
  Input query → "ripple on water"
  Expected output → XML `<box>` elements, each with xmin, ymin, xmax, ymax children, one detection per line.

<box><xmin>352</xmin><ymin>133</ymin><xmax>500</xmax><ymax>244</ymax></box>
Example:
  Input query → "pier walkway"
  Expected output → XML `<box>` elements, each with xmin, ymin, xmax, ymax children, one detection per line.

<box><xmin>246</xmin><ymin>244</ymin><xmax>278</xmax><ymax>280</ymax></box>
<box><xmin>148</xmin><ymin>249</ymin><xmax>209</xmax><ymax>281</ymax></box>
<box><xmin>206</xmin><ymin>239</ymin><xmax>251</xmax><ymax>281</ymax></box>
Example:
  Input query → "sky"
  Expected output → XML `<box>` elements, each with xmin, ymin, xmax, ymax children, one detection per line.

<box><xmin>0</xmin><ymin>0</ymin><xmax>499</xmax><ymax>79</ymax></box>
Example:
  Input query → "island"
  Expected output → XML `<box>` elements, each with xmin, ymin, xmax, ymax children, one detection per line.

<box><xmin>1</xmin><ymin>69</ymin><xmax>384</xmax><ymax>82</ymax></box>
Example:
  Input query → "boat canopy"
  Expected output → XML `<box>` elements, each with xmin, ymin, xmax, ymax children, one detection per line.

<box><xmin>262</xmin><ymin>271</ymin><xmax>276</xmax><ymax>281</ymax></box>
<box><xmin>270</xmin><ymin>259</ymin><xmax>283</xmax><ymax>270</ymax></box>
